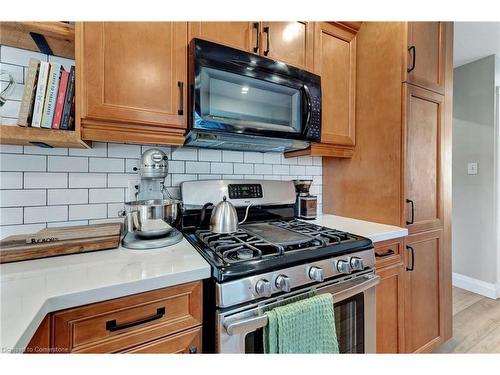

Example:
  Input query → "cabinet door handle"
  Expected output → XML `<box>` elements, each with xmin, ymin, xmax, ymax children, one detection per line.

<box><xmin>406</xmin><ymin>245</ymin><xmax>415</xmax><ymax>271</ymax></box>
<box><xmin>178</xmin><ymin>81</ymin><xmax>184</xmax><ymax>116</ymax></box>
<box><xmin>407</xmin><ymin>45</ymin><xmax>416</xmax><ymax>73</ymax></box>
<box><xmin>375</xmin><ymin>249</ymin><xmax>395</xmax><ymax>258</ymax></box>
<box><xmin>406</xmin><ymin>198</ymin><xmax>415</xmax><ymax>225</ymax></box>
<box><xmin>263</xmin><ymin>26</ymin><xmax>270</xmax><ymax>56</ymax></box>
<box><xmin>105</xmin><ymin>307</ymin><xmax>166</xmax><ymax>332</ymax></box>
<box><xmin>253</xmin><ymin>22</ymin><xmax>260</xmax><ymax>53</ymax></box>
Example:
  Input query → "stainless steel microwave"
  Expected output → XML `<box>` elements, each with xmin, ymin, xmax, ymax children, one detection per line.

<box><xmin>185</xmin><ymin>39</ymin><xmax>321</xmax><ymax>152</ymax></box>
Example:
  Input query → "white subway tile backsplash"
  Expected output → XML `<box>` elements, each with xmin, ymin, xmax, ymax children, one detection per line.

<box><xmin>198</xmin><ymin>174</ymin><xmax>221</xmax><ymax>180</ymax></box>
<box><xmin>107</xmin><ymin>174</ymin><xmax>138</xmax><ymax>188</ymax></box>
<box><xmin>233</xmin><ymin>163</ymin><xmax>254</xmax><ymax>175</ymax></box>
<box><xmin>107</xmin><ymin>203</ymin><xmax>125</xmax><ymax>218</ymax></box>
<box><xmin>0</xmin><ymin>45</ymin><xmax>47</xmax><ymax>66</ymax></box>
<box><xmin>0</xmin><ymin>100</ymin><xmax>20</xmax><ymax>118</ymax></box>
<box><xmin>108</xmin><ymin>143</ymin><xmax>141</xmax><ymax>158</ymax></box>
<box><xmin>0</xmin><ymin>223</ymin><xmax>46</xmax><ymax>239</ymax></box>
<box><xmin>89</xmin><ymin>188</ymin><xmax>124</xmax><ymax>203</ymax></box>
<box><xmin>24</xmin><ymin>173</ymin><xmax>67</xmax><ymax>189</ymax></box>
<box><xmin>89</xmin><ymin>158</ymin><xmax>124</xmax><ymax>173</ymax></box>
<box><xmin>0</xmin><ymin>190</ymin><xmax>46</xmax><ymax>207</ymax></box>
<box><xmin>24</xmin><ymin>205</ymin><xmax>67</xmax><ymax>223</ymax></box>
<box><xmin>222</xmin><ymin>150</ymin><xmax>243</xmax><ymax>162</ymax></box>
<box><xmin>24</xmin><ymin>145</ymin><xmax>68</xmax><ymax>156</ymax></box>
<box><xmin>289</xmin><ymin>165</ymin><xmax>306</xmax><ymax>175</ymax></box>
<box><xmin>263</xmin><ymin>153</ymin><xmax>281</xmax><ymax>164</ymax></box>
<box><xmin>244</xmin><ymin>175</ymin><xmax>264</xmax><ymax>180</ymax></box>
<box><xmin>0</xmin><ymin>172</ymin><xmax>23</xmax><ymax>189</ymax></box>
<box><xmin>48</xmin><ymin>156</ymin><xmax>88</xmax><ymax>172</ymax></box>
<box><xmin>125</xmin><ymin>158</ymin><xmax>140</xmax><ymax>173</ymax></box>
<box><xmin>47</xmin><ymin>220</ymin><xmax>89</xmax><ymax>228</ymax></box>
<box><xmin>186</xmin><ymin>161</ymin><xmax>210</xmax><ymax>174</ymax></box>
<box><xmin>1</xmin><ymin>154</ymin><xmax>46</xmax><ymax>171</ymax></box>
<box><xmin>273</xmin><ymin>165</ymin><xmax>290</xmax><ymax>175</ymax></box>
<box><xmin>171</xmin><ymin>147</ymin><xmax>197</xmax><ymax>160</ymax></box>
<box><xmin>211</xmin><ymin>162</ymin><xmax>233</xmax><ymax>174</ymax></box>
<box><xmin>172</xmin><ymin>174</ymin><xmax>197</xmax><ymax>187</ymax></box>
<box><xmin>69</xmin><ymin>173</ymin><xmax>106</xmax><ymax>188</ymax></box>
<box><xmin>199</xmin><ymin>149</ymin><xmax>221</xmax><ymax>162</ymax></box>
<box><xmin>0</xmin><ymin>144</ymin><xmax>23</xmax><ymax>154</ymax></box>
<box><xmin>306</xmin><ymin>166</ymin><xmax>322</xmax><ymax>176</ymax></box>
<box><xmin>298</xmin><ymin>156</ymin><xmax>313</xmax><ymax>165</ymax></box>
<box><xmin>48</xmin><ymin>189</ymin><xmax>88</xmax><ymax>205</ymax></box>
<box><xmin>168</xmin><ymin>160</ymin><xmax>185</xmax><ymax>174</ymax></box>
<box><xmin>69</xmin><ymin>204</ymin><xmax>107</xmax><ymax>220</ymax></box>
<box><xmin>0</xmin><ymin>207</ymin><xmax>23</xmax><ymax>225</ymax></box>
<box><xmin>69</xmin><ymin>142</ymin><xmax>107</xmax><ymax>157</ymax></box>
<box><xmin>223</xmin><ymin>174</ymin><xmax>244</xmax><ymax>179</ymax></box>
<box><xmin>0</xmin><ymin>63</ymin><xmax>24</xmax><ymax>83</ymax></box>
<box><xmin>244</xmin><ymin>152</ymin><xmax>263</xmax><ymax>164</ymax></box>
<box><xmin>313</xmin><ymin>156</ymin><xmax>322</xmax><ymax>166</ymax></box>
<box><xmin>254</xmin><ymin>164</ymin><xmax>273</xmax><ymax>175</ymax></box>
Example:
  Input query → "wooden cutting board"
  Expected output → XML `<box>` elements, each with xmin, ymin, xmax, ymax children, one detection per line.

<box><xmin>0</xmin><ymin>223</ymin><xmax>122</xmax><ymax>264</ymax></box>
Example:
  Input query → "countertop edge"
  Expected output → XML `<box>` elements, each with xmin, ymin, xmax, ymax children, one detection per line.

<box><xmin>12</xmin><ymin>267</ymin><xmax>211</xmax><ymax>352</ymax></box>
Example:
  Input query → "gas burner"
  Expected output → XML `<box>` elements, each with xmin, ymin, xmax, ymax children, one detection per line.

<box><xmin>269</xmin><ymin>219</ymin><xmax>357</xmax><ymax>245</ymax></box>
<box><xmin>196</xmin><ymin>229</ymin><xmax>281</xmax><ymax>264</ymax></box>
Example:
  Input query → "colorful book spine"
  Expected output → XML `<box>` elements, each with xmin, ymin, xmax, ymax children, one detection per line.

<box><xmin>60</xmin><ymin>66</ymin><xmax>75</xmax><ymax>130</ymax></box>
<box><xmin>31</xmin><ymin>61</ymin><xmax>50</xmax><ymax>128</ymax></box>
<box><xmin>41</xmin><ymin>63</ymin><xmax>63</xmax><ymax>128</ymax></box>
<box><xmin>17</xmin><ymin>58</ymin><xmax>40</xmax><ymax>127</ymax></box>
<box><xmin>51</xmin><ymin>70</ymin><xmax>70</xmax><ymax>129</ymax></box>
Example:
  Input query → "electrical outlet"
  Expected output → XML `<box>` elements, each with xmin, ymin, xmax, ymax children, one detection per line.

<box><xmin>467</xmin><ymin>162</ymin><xmax>478</xmax><ymax>175</ymax></box>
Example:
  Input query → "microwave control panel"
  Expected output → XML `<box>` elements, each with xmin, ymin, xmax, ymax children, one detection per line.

<box><xmin>228</xmin><ymin>184</ymin><xmax>263</xmax><ymax>199</ymax></box>
<box><xmin>308</xmin><ymin>96</ymin><xmax>321</xmax><ymax>141</ymax></box>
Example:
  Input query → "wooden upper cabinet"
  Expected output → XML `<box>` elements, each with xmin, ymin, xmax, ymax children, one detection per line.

<box><xmin>405</xmin><ymin>22</ymin><xmax>446</xmax><ymax>94</ymax></box>
<box><xmin>188</xmin><ymin>22</ymin><xmax>258</xmax><ymax>53</ymax></box>
<box><xmin>261</xmin><ymin>22</ymin><xmax>314</xmax><ymax>70</ymax></box>
<box><xmin>314</xmin><ymin>22</ymin><xmax>356</xmax><ymax>146</ymax></box>
<box><xmin>404</xmin><ymin>84</ymin><xmax>444</xmax><ymax>233</ymax></box>
<box><xmin>78</xmin><ymin>22</ymin><xmax>187</xmax><ymax>145</ymax></box>
<box><xmin>404</xmin><ymin>230</ymin><xmax>444</xmax><ymax>353</ymax></box>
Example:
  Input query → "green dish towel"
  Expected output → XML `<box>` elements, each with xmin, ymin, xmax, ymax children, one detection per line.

<box><xmin>263</xmin><ymin>293</ymin><xmax>339</xmax><ymax>354</ymax></box>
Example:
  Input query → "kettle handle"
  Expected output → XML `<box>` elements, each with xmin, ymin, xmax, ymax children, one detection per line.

<box><xmin>239</xmin><ymin>203</ymin><xmax>252</xmax><ymax>225</ymax></box>
<box><xmin>200</xmin><ymin>202</ymin><xmax>213</xmax><ymax>226</ymax></box>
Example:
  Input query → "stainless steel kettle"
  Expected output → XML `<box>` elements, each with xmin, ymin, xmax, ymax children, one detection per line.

<box><xmin>202</xmin><ymin>196</ymin><xmax>251</xmax><ymax>234</ymax></box>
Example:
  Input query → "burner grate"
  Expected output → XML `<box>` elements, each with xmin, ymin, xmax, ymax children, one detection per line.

<box><xmin>269</xmin><ymin>219</ymin><xmax>357</xmax><ymax>245</ymax></box>
<box><xmin>196</xmin><ymin>229</ymin><xmax>282</xmax><ymax>264</ymax></box>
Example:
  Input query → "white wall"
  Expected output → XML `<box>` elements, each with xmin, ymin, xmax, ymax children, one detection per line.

<box><xmin>0</xmin><ymin>45</ymin><xmax>323</xmax><ymax>239</ymax></box>
<box><xmin>452</xmin><ymin>55</ymin><xmax>499</xmax><ymax>297</ymax></box>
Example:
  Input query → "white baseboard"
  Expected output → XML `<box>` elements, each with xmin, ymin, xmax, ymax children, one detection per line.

<box><xmin>452</xmin><ymin>272</ymin><xmax>500</xmax><ymax>299</ymax></box>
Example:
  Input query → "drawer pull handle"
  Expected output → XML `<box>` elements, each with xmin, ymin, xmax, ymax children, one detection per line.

<box><xmin>375</xmin><ymin>249</ymin><xmax>395</xmax><ymax>258</ymax></box>
<box><xmin>105</xmin><ymin>307</ymin><xmax>166</xmax><ymax>332</ymax></box>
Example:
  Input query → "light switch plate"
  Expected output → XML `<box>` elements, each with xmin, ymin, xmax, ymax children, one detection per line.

<box><xmin>467</xmin><ymin>162</ymin><xmax>478</xmax><ymax>175</ymax></box>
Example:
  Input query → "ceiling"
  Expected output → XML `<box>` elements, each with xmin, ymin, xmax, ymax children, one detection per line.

<box><xmin>454</xmin><ymin>22</ymin><xmax>500</xmax><ymax>67</ymax></box>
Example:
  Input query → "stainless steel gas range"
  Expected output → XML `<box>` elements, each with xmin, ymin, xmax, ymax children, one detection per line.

<box><xmin>180</xmin><ymin>179</ymin><xmax>380</xmax><ymax>354</ymax></box>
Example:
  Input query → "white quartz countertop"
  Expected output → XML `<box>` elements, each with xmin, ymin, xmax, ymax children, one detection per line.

<box><xmin>0</xmin><ymin>237</ymin><xmax>210</xmax><ymax>353</ymax></box>
<box><xmin>308</xmin><ymin>214</ymin><xmax>408</xmax><ymax>243</ymax></box>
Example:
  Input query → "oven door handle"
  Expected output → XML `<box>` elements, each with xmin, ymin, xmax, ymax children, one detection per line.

<box><xmin>223</xmin><ymin>275</ymin><xmax>380</xmax><ymax>336</ymax></box>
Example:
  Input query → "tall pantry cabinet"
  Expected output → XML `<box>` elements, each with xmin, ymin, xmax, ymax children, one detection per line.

<box><xmin>322</xmin><ymin>22</ymin><xmax>453</xmax><ymax>353</ymax></box>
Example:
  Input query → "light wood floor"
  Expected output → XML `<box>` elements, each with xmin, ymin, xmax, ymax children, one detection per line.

<box><xmin>435</xmin><ymin>287</ymin><xmax>500</xmax><ymax>353</ymax></box>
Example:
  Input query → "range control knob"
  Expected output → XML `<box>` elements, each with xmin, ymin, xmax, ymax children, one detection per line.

<box><xmin>275</xmin><ymin>275</ymin><xmax>291</xmax><ymax>292</ymax></box>
<box><xmin>350</xmin><ymin>257</ymin><xmax>365</xmax><ymax>271</ymax></box>
<box><xmin>335</xmin><ymin>259</ymin><xmax>351</xmax><ymax>274</ymax></box>
<box><xmin>255</xmin><ymin>279</ymin><xmax>272</xmax><ymax>298</ymax></box>
<box><xmin>308</xmin><ymin>266</ymin><xmax>324</xmax><ymax>282</ymax></box>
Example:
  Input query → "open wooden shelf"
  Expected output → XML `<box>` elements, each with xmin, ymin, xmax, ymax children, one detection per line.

<box><xmin>0</xmin><ymin>22</ymin><xmax>75</xmax><ymax>59</ymax></box>
<box><xmin>285</xmin><ymin>143</ymin><xmax>354</xmax><ymax>158</ymax></box>
<box><xmin>0</xmin><ymin>125</ymin><xmax>90</xmax><ymax>148</ymax></box>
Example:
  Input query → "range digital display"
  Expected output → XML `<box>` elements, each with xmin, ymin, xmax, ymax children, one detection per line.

<box><xmin>228</xmin><ymin>184</ymin><xmax>263</xmax><ymax>199</ymax></box>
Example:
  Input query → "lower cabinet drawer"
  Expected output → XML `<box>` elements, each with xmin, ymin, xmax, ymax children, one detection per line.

<box><xmin>52</xmin><ymin>281</ymin><xmax>202</xmax><ymax>353</ymax></box>
<box><xmin>374</xmin><ymin>239</ymin><xmax>403</xmax><ymax>268</ymax></box>
<box><xmin>122</xmin><ymin>327</ymin><xmax>202</xmax><ymax>354</ymax></box>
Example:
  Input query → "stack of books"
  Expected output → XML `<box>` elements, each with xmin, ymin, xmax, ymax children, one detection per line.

<box><xmin>17</xmin><ymin>58</ymin><xmax>76</xmax><ymax>130</ymax></box>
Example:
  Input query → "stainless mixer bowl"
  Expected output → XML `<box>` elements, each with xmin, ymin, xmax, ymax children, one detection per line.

<box><xmin>123</xmin><ymin>199</ymin><xmax>182</xmax><ymax>238</ymax></box>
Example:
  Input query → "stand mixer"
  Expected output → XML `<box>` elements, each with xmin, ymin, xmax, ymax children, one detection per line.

<box><xmin>121</xmin><ymin>148</ymin><xmax>183</xmax><ymax>250</ymax></box>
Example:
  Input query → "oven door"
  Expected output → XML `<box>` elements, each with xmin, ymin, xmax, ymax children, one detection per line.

<box><xmin>217</xmin><ymin>273</ymin><xmax>379</xmax><ymax>354</ymax></box>
<box><xmin>190</xmin><ymin>39</ymin><xmax>321</xmax><ymax>143</ymax></box>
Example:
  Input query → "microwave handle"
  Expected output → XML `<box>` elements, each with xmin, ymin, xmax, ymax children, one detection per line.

<box><xmin>302</xmin><ymin>85</ymin><xmax>312</xmax><ymax>136</ymax></box>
